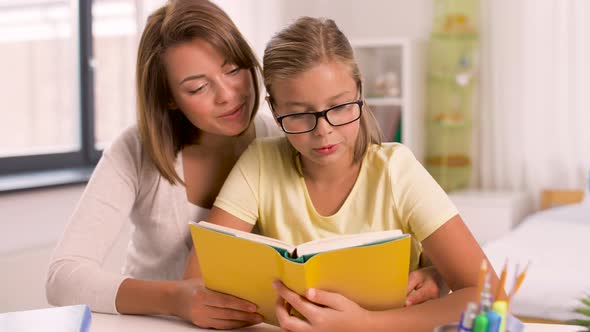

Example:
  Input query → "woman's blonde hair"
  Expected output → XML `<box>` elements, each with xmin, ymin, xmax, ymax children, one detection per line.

<box><xmin>263</xmin><ymin>16</ymin><xmax>382</xmax><ymax>163</ymax></box>
<box><xmin>136</xmin><ymin>0</ymin><xmax>261</xmax><ymax>185</ymax></box>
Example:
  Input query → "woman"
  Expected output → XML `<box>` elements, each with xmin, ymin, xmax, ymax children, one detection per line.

<box><xmin>46</xmin><ymin>0</ymin><xmax>275</xmax><ymax>329</ymax></box>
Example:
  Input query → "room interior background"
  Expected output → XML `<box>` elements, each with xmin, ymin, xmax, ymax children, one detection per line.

<box><xmin>0</xmin><ymin>0</ymin><xmax>588</xmax><ymax>312</ymax></box>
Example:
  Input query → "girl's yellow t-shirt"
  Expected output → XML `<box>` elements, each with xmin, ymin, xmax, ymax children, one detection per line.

<box><xmin>214</xmin><ymin>137</ymin><xmax>458</xmax><ymax>270</ymax></box>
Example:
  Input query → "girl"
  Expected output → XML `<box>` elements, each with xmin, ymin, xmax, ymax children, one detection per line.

<box><xmin>187</xmin><ymin>16</ymin><xmax>499</xmax><ymax>332</ymax></box>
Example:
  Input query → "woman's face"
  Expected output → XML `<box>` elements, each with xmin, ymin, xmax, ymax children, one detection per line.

<box><xmin>163</xmin><ymin>39</ymin><xmax>255</xmax><ymax>138</ymax></box>
<box><xmin>270</xmin><ymin>61</ymin><xmax>361</xmax><ymax>168</ymax></box>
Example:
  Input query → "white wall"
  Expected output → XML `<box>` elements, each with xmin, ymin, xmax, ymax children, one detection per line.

<box><xmin>0</xmin><ymin>186</ymin><xmax>84</xmax><ymax>311</ymax></box>
<box><xmin>217</xmin><ymin>0</ymin><xmax>433</xmax><ymax>63</ymax></box>
<box><xmin>280</xmin><ymin>0</ymin><xmax>432</xmax><ymax>41</ymax></box>
<box><xmin>0</xmin><ymin>185</ymin><xmax>131</xmax><ymax>312</ymax></box>
<box><xmin>214</xmin><ymin>0</ymin><xmax>283</xmax><ymax>60</ymax></box>
<box><xmin>0</xmin><ymin>185</ymin><xmax>84</xmax><ymax>253</ymax></box>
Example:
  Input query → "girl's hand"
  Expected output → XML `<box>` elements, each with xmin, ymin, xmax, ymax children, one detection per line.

<box><xmin>173</xmin><ymin>278</ymin><xmax>263</xmax><ymax>329</ymax></box>
<box><xmin>405</xmin><ymin>266</ymin><xmax>444</xmax><ymax>306</ymax></box>
<box><xmin>273</xmin><ymin>280</ymin><xmax>371</xmax><ymax>332</ymax></box>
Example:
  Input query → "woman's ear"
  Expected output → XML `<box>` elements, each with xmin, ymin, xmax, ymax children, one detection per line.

<box><xmin>168</xmin><ymin>100</ymin><xmax>178</xmax><ymax>110</ymax></box>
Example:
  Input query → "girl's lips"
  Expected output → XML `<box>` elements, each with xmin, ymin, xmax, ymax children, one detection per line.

<box><xmin>313</xmin><ymin>144</ymin><xmax>338</xmax><ymax>155</ymax></box>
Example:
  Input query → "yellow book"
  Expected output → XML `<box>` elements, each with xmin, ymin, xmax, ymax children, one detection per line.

<box><xmin>189</xmin><ymin>221</ymin><xmax>411</xmax><ymax>326</ymax></box>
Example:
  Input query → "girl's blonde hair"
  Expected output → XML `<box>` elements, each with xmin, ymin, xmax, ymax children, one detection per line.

<box><xmin>263</xmin><ymin>16</ymin><xmax>382</xmax><ymax>163</ymax></box>
<box><xmin>136</xmin><ymin>0</ymin><xmax>261</xmax><ymax>185</ymax></box>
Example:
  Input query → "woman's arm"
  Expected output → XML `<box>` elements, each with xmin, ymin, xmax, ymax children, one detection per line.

<box><xmin>46</xmin><ymin>130</ymin><xmax>190</xmax><ymax>317</ymax></box>
<box><xmin>46</xmin><ymin>130</ymin><xmax>262</xmax><ymax>329</ymax></box>
<box><xmin>180</xmin><ymin>207</ymin><xmax>262</xmax><ymax>328</ymax></box>
<box><xmin>46</xmin><ymin>130</ymin><xmax>141</xmax><ymax>313</ymax></box>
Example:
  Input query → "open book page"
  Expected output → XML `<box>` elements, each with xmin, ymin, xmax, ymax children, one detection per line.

<box><xmin>295</xmin><ymin>229</ymin><xmax>405</xmax><ymax>258</ymax></box>
<box><xmin>193</xmin><ymin>221</ymin><xmax>296</xmax><ymax>254</ymax></box>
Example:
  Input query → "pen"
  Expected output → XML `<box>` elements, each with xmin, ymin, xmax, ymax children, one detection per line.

<box><xmin>458</xmin><ymin>302</ymin><xmax>478</xmax><ymax>332</ymax></box>
<box><xmin>475</xmin><ymin>259</ymin><xmax>488</xmax><ymax>306</ymax></box>
<box><xmin>473</xmin><ymin>271</ymin><xmax>492</xmax><ymax>332</ymax></box>
<box><xmin>492</xmin><ymin>300</ymin><xmax>508</xmax><ymax>332</ymax></box>
<box><xmin>472</xmin><ymin>312</ymin><xmax>489</xmax><ymax>332</ymax></box>
<box><xmin>479</xmin><ymin>271</ymin><xmax>493</xmax><ymax>312</ymax></box>
<box><xmin>487</xmin><ymin>310</ymin><xmax>502</xmax><ymax>332</ymax></box>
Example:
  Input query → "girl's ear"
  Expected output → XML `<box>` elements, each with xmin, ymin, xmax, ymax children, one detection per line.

<box><xmin>265</xmin><ymin>96</ymin><xmax>281</xmax><ymax>127</ymax></box>
<box><xmin>360</xmin><ymin>76</ymin><xmax>366</xmax><ymax>96</ymax></box>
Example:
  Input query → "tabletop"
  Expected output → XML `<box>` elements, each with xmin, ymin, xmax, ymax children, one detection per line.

<box><xmin>90</xmin><ymin>313</ymin><xmax>583</xmax><ymax>332</ymax></box>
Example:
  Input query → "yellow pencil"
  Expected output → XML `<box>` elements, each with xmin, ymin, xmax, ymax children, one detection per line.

<box><xmin>509</xmin><ymin>262</ymin><xmax>529</xmax><ymax>301</ymax></box>
<box><xmin>495</xmin><ymin>258</ymin><xmax>508</xmax><ymax>301</ymax></box>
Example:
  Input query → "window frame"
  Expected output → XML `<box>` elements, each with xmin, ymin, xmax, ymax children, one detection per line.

<box><xmin>0</xmin><ymin>0</ymin><xmax>101</xmax><ymax>181</ymax></box>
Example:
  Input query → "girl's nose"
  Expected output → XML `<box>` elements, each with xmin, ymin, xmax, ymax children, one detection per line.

<box><xmin>313</xmin><ymin>116</ymin><xmax>333</xmax><ymax>136</ymax></box>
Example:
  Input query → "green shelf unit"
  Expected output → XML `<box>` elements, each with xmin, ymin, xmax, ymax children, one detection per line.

<box><xmin>425</xmin><ymin>0</ymin><xmax>479</xmax><ymax>191</ymax></box>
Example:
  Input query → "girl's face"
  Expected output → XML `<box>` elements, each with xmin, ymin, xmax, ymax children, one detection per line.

<box><xmin>270</xmin><ymin>61</ymin><xmax>361</xmax><ymax>168</ymax></box>
<box><xmin>163</xmin><ymin>39</ymin><xmax>255</xmax><ymax>138</ymax></box>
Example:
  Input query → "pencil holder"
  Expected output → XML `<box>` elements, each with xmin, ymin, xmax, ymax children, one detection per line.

<box><xmin>433</xmin><ymin>314</ymin><xmax>524</xmax><ymax>332</ymax></box>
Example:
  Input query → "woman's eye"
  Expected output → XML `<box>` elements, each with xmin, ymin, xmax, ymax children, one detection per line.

<box><xmin>189</xmin><ymin>84</ymin><xmax>207</xmax><ymax>94</ymax></box>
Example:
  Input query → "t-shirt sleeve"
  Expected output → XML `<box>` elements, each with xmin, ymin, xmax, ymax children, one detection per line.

<box><xmin>214</xmin><ymin>141</ymin><xmax>261</xmax><ymax>225</ymax></box>
<box><xmin>389</xmin><ymin>145</ymin><xmax>458</xmax><ymax>242</ymax></box>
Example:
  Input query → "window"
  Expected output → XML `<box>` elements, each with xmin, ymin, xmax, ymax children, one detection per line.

<box><xmin>0</xmin><ymin>0</ymin><xmax>162</xmax><ymax>188</ymax></box>
<box><xmin>92</xmin><ymin>0</ymin><xmax>138</xmax><ymax>149</ymax></box>
<box><xmin>0</xmin><ymin>1</ymin><xmax>79</xmax><ymax>162</ymax></box>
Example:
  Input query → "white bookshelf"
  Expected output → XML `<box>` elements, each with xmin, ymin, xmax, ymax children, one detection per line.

<box><xmin>352</xmin><ymin>38</ymin><xmax>425</xmax><ymax>161</ymax></box>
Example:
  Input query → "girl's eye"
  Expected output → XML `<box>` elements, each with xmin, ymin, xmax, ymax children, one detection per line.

<box><xmin>227</xmin><ymin>67</ymin><xmax>241</xmax><ymax>75</ymax></box>
<box><xmin>289</xmin><ymin>113</ymin><xmax>308</xmax><ymax>119</ymax></box>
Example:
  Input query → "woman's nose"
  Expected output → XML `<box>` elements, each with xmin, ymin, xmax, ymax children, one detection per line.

<box><xmin>214</xmin><ymin>77</ymin><xmax>236</xmax><ymax>104</ymax></box>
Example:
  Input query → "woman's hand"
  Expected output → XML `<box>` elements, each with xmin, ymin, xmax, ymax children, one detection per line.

<box><xmin>405</xmin><ymin>266</ymin><xmax>445</xmax><ymax>306</ymax></box>
<box><xmin>274</xmin><ymin>280</ymin><xmax>371</xmax><ymax>332</ymax></box>
<box><xmin>173</xmin><ymin>278</ymin><xmax>263</xmax><ymax>329</ymax></box>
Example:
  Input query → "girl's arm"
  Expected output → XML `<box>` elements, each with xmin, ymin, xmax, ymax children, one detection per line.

<box><xmin>274</xmin><ymin>215</ymin><xmax>499</xmax><ymax>332</ymax></box>
<box><xmin>370</xmin><ymin>214</ymin><xmax>499</xmax><ymax>331</ymax></box>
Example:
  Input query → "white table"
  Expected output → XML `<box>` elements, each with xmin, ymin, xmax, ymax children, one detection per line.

<box><xmin>90</xmin><ymin>313</ymin><xmax>582</xmax><ymax>332</ymax></box>
<box><xmin>91</xmin><ymin>313</ymin><xmax>279</xmax><ymax>331</ymax></box>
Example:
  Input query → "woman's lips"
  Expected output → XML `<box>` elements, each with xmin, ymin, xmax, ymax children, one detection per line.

<box><xmin>219</xmin><ymin>103</ymin><xmax>245</xmax><ymax>119</ymax></box>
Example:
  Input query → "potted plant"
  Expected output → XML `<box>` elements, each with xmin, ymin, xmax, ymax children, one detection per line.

<box><xmin>570</xmin><ymin>294</ymin><xmax>590</xmax><ymax>330</ymax></box>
